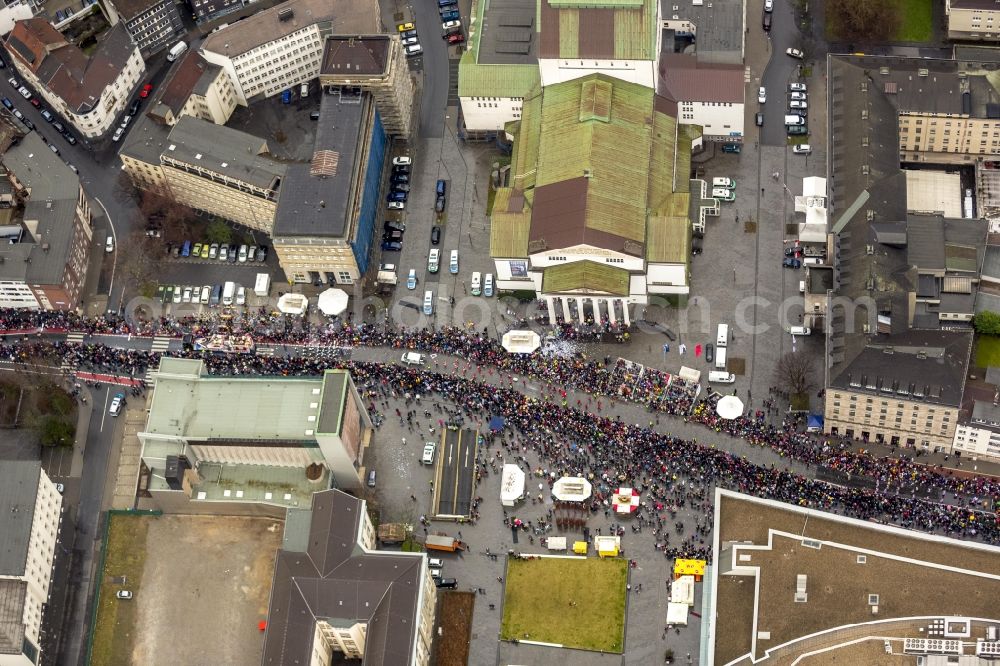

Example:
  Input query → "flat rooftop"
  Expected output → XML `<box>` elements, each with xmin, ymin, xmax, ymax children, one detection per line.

<box><xmin>710</xmin><ymin>490</ymin><xmax>1000</xmax><ymax>665</ymax></box>
<box><xmin>147</xmin><ymin>462</ymin><xmax>329</xmax><ymax>509</ymax></box>
<box><xmin>660</xmin><ymin>0</ymin><xmax>744</xmax><ymax>62</ymax></box>
<box><xmin>905</xmin><ymin>169</ymin><xmax>962</xmax><ymax>218</ymax></box>
<box><xmin>143</xmin><ymin>357</ymin><xmax>323</xmax><ymax>442</ymax></box>
<box><xmin>477</xmin><ymin>0</ymin><xmax>537</xmax><ymax>66</ymax></box>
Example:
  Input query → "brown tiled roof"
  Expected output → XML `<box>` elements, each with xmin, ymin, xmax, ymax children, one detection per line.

<box><xmin>155</xmin><ymin>50</ymin><xmax>213</xmax><ymax>115</ymax></box>
<box><xmin>528</xmin><ymin>177</ymin><xmax>642</xmax><ymax>256</ymax></box>
<box><xmin>659</xmin><ymin>53</ymin><xmax>745</xmax><ymax>104</ymax></box>
<box><xmin>6</xmin><ymin>20</ymin><xmax>136</xmax><ymax>114</ymax></box>
<box><xmin>578</xmin><ymin>9</ymin><xmax>615</xmax><ymax>58</ymax></box>
<box><xmin>320</xmin><ymin>35</ymin><xmax>390</xmax><ymax>77</ymax></box>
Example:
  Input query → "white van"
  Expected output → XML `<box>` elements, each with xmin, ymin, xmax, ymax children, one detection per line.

<box><xmin>167</xmin><ymin>41</ymin><xmax>188</xmax><ymax>62</ymax></box>
<box><xmin>428</xmin><ymin>249</ymin><xmax>440</xmax><ymax>273</ymax></box>
<box><xmin>421</xmin><ymin>442</ymin><xmax>437</xmax><ymax>465</ymax></box>
<box><xmin>423</xmin><ymin>290</ymin><xmax>434</xmax><ymax>315</ymax></box>
<box><xmin>784</xmin><ymin>114</ymin><xmax>805</xmax><ymax>126</ymax></box>
<box><xmin>715</xmin><ymin>345</ymin><xmax>728</xmax><ymax>370</ymax></box>
<box><xmin>470</xmin><ymin>271</ymin><xmax>482</xmax><ymax>296</ymax></box>
<box><xmin>716</xmin><ymin>323</ymin><xmax>729</xmax><ymax>348</ymax></box>
<box><xmin>300</xmin><ymin>82</ymin><xmax>309</xmax><ymax>98</ymax></box>
<box><xmin>708</xmin><ymin>371</ymin><xmax>736</xmax><ymax>384</ymax></box>
<box><xmin>449</xmin><ymin>250</ymin><xmax>459</xmax><ymax>274</ymax></box>
<box><xmin>401</xmin><ymin>352</ymin><xmax>426</xmax><ymax>365</ymax></box>
<box><xmin>222</xmin><ymin>281</ymin><xmax>236</xmax><ymax>306</ymax></box>
<box><xmin>789</xmin><ymin>326</ymin><xmax>811</xmax><ymax>336</ymax></box>
<box><xmin>712</xmin><ymin>177</ymin><xmax>735</xmax><ymax>189</ymax></box>
<box><xmin>484</xmin><ymin>273</ymin><xmax>494</xmax><ymax>297</ymax></box>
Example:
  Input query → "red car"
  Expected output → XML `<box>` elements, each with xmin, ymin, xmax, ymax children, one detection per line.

<box><xmin>447</xmin><ymin>32</ymin><xmax>464</xmax><ymax>44</ymax></box>
<box><xmin>139</xmin><ymin>84</ymin><xmax>153</xmax><ymax>98</ymax></box>
<box><xmin>29</xmin><ymin>98</ymin><xmax>40</xmax><ymax>108</ymax></box>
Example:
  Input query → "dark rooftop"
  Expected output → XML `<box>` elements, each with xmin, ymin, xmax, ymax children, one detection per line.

<box><xmin>0</xmin><ymin>460</ymin><xmax>41</xmax><ymax>576</ymax></box>
<box><xmin>261</xmin><ymin>490</ymin><xmax>425</xmax><ymax>666</ymax></box>
<box><xmin>0</xmin><ymin>580</ymin><xmax>27</xmax><ymax>655</ymax></box>
<box><xmin>112</xmin><ymin>0</ymin><xmax>167</xmax><ymax>21</ymax></box>
<box><xmin>320</xmin><ymin>36</ymin><xmax>390</xmax><ymax>78</ymax></box>
<box><xmin>829</xmin><ymin>329</ymin><xmax>973</xmax><ymax>407</ymax></box>
<box><xmin>316</xmin><ymin>370</ymin><xmax>348</xmax><ymax>435</ymax></box>
<box><xmin>659</xmin><ymin>0</ymin><xmax>744</xmax><ymax>63</ymax></box>
<box><xmin>271</xmin><ymin>92</ymin><xmax>368</xmax><ymax>238</ymax></box>
<box><xmin>477</xmin><ymin>0</ymin><xmax>537</xmax><ymax>66</ymax></box>
<box><xmin>152</xmin><ymin>50</ymin><xmax>219</xmax><ymax>118</ymax></box>
<box><xmin>657</xmin><ymin>53</ymin><xmax>745</xmax><ymax>104</ymax></box>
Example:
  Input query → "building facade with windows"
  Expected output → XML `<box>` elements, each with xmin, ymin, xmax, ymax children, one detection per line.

<box><xmin>198</xmin><ymin>0</ymin><xmax>378</xmax><ymax>107</ymax></box>
<box><xmin>5</xmin><ymin>20</ymin><xmax>144</xmax><ymax>138</ymax></box>
<box><xmin>0</xmin><ymin>460</ymin><xmax>64</xmax><ymax>666</ymax></box>
<box><xmin>114</xmin><ymin>0</ymin><xmax>184</xmax><ymax>55</ymax></box>
<box><xmin>262</xmin><ymin>489</ymin><xmax>437</xmax><ymax>666</ymax></box>
<box><xmin>658</xmin><ymin>54</ymin><xmax>745</xmax><ymax>144</ymax></box>
<box><xmin>946</xmin><ymin>0</ymin><xmax>1000</xmax><ymax>41</ymax></box>
<box><xmin>146</xmin><ymin>50</ymin><xmax>239</xmax><ymax>127</ymax></box>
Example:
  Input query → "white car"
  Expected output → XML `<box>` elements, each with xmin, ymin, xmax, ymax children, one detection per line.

<box><xmin>109</xmin><ymin>392</ymin><xmax>125</xmax><ymax>416</ymax></box>
<box><xmin>406</xmin><ymin>269</ymin><xmax>417</xmax><ymax>290</ymax></box>
<box><xmin>112</xmin><ymin>126</ymin><xmax>125</xmax><ymax>142</ymax></box>
<box><xmin>442</xmin><ymin>19</ymin><xmax>461</xmax><ymax>30</ymax></box>
<box><xmin>402</xmin><ymin>36</ymin><xmax>419</xmax><ymax>46</ymax></box>
<box><xmin>182</xmin><ymin>286</ymin><xmax>193</xmax><ymax>302</ymax></box>
<box><xmin>393</xmin><ymin>156</ymin><xmax>412</xmax><ymax>166</ymax></box>
<box><xmin>757</xmin><ymin>87</ymin><xmax>766</xmax><ymax>104</ymax></box>
<box><xmin>401</xmin><ymin>352</ymin><xmax>425</xmax><ymax>366</ymax></box>
<box><xmin>786</xmin><ymin>48</ymin><xmax>804</xmax><ymax>59</ymax></box>
<box><xmin>116</xmin><ymin>590</ymin><xmax>133</xmax><ymax>600</ymax></box>
<box><xmin>764</xmin><ymin>0</ymin><xmax>773</xmax><ymax>10</ymax></box>
<box><xmin>405</xmin><ymin>43</ymin><xmax>423</xmax><ymax>57</ymax></box>
<box><xmin>238</xmin><ymin>244</ymin><xmax>248</xmax><ymax>262</ymax></box>
<box><xmin>218</xmin><ymin>245</ymin><xmax>228</xmax><ymax>261</ymax></box>
<box><xmin>793</xmin><ymin>144</ymin><xmax>812</xmax><ymax>154</ymax></box>
<box><xmin>388</xmin><ymin>201</ymin><xmax>405</xmax><ymax>210</ymax></box>
<box><xmin>120</xmin><ymin>114</ymin><xmax>131</xmax><ymax>128</ymax></box>
<box><xmin>789</xmin><ymin>92</ymin><xmax>807</xmax><ymax>101</ymax></box>
<box><xmin>105</xmin><ymin>235</ymin><xmax>114</xmax><ymax>253</ymax></box>
<box><xmin>172</xmin><ymin>287</ymin><xmax>182</xmax><ymax>304</ymax></box>
<box><xmin>421</xmin><ymin>442</ymin><xmax>437</xmax><ymax>464</ymax></box>
<box><xmin>17</xmin><ymin>86</ymin><xmax>30</xmax><ymax>100</ymax></box>
<box><xmin>789</xmin><ymin>100</ymin><xmax>808</xmax><ymax>110</ymax></box>
<box><xmin>236</xmin><ymin>286</ymin><xmax>246</xmax><ymax>306</ymax></box>
<box><xmin>788</xmin><ymin>83</ymin><xmax>807</xmax><ymax>92</ymax></box>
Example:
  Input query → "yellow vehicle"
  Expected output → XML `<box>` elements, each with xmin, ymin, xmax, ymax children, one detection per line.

<box><xmin>397</xmin><ymin>21</ymin><xmax>414</xmax><ymax>32</ymax></box>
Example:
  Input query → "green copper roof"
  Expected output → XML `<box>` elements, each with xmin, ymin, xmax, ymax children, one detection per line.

<box><xmin>541</xmin><ymin>260</ymin><xmax>630</xmax><ymax>295</ymax></box>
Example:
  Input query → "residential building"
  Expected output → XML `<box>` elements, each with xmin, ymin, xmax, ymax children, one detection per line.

<box><xmin>490</xmin><ymin>73</ymin><xmax>703</xmax><ymax>322</ymax></box>
<box><xmin>113</xmin><ymin>0</ymin><xmax>184</xmax><ymax>55</ymax></box>
<box><xmin>271</xmin><ymin>88</ymin><xmax>387</xmax><ymax>285</ymax></box>
<box><xmin>318</xmin><ymin>35</ymin><xmax>414</xmax><ymax>139</ymax></box>
<box><xmin>707</xmin><ymin>489</ymin><xmax>1000</xmax><ymax>665</ymax></box>
<box><xmin>138</xmin><ymin>358</ymin><xmax>373</xmax><ymax>514</ymax></box>
<box><xmin>186</xmin><ymin>0</ymin><xmax>243</xmax><ymax>24</ymax></box>
<box><xmin>119</xmin><ymin>114</ymin><xmax>285</xmax><ymax>232</ymax></box>
<box><xmin>658</xmin><ymin>54</ymin><xmax>745</xmax><ymax>145</ymax></box>
<box><xmin>262</xmin><ymin>489</ymin><xmax>437</xmax><ymax>666</ymax></box>
<box><xmin>0</xmin><ymin>461</ymin><xmax>64</xmax><ymax>666</ymax></box>
<box><xmin>5</xmin><ymin>21</ymin><xmax>144</xmax><ymax>138</ymax></box>
<box><xmin>946</xmin><ymin>0</ymin><xmax>1000</xmax><ymax>41</ymax></box>
<box><xmin>146</xmin><ymin>50</ymin><xmax>239</xmax><ymax>126</ymax></box>
<box><xmin>199</xmin><ymin>0</ymin><xmax>379</xmax><ymax>107</ymax></box>
<box><xmin>0</xmin><ymin>130</ymin><xmax>94</xmax><ymax>311</ymax></box>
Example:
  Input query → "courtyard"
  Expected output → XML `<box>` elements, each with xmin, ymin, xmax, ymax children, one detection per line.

<box><xmin>500</xmin><ymin>556</ymin><xmax>628</xmax><ymax>653</ymax></box>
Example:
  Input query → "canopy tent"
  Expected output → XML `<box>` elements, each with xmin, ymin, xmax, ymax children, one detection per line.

<box><xmin>594</xmin><ymin>535</ymin><xmax>620</xmax><ymax>558</ymax></box>
<box><xmin>670</xmin><ymin>575</ymin><xmax>695</xmax><ymax>606</ymax></box>
<box><xmin>673</xmin><ymin>558</ymin><xmax>707</xmax><ymax>581</ymax></box>
<box><xmin>573</xmin><ymin>540</ymin><xmax>588</xmax><ymax>555</ymax></box>
<box><xmin>807</xmin><ymin>414</ymin><xmax>824</xmax><ymax>432</ymax></box>
<box><xmin>317</xmin><ymin>288</ymin><xmax>349</xmax><ymax>316</ymax></box>
<box><xmin>612</xmin><ymin>487</ymin><xmax>640</xmax><ymax>514</ymax></box>
<box><xmin>277</xmin><ymin>293</ymin><xmax>309</xmax><ymax>315</ymax></box>
<box><xmin>501</xmin><ymin>330</ymin><xmax>541</xmax><ymax>354</ymax></box>
<box><xmin>716</xmin><ymin>395</ymin><xmax>745</xmax><ymax>419</ymax></box>
<box><xmin>666</xmin><ymin>602</ymin><xmax>689</xmax><ymax>626</ymax></box>
<box><xmin>545</xmin><ymin>537</ymin><xmax>567</xmax><ymax>551</ymax></box>
<box><xmin>552</xmin><ymin>476</ymin><xmax>592</xmax><ymax>502</ymax></box>
<box><xmin>500</xmin><ymin>464</ymin><xmax>526</xmax><ymax>507</ymax></box>
<box><xmin>678</xmin><ymin>366</ymin><xmax>701</xmax><ymax>383</ymax></box>
<box><xmin>489</xmin><ymin>416</ymin><xmax>506</xmax><ymax>431</ymax></box>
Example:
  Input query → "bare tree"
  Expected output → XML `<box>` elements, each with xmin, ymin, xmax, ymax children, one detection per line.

<box><xmin>139</xmin><ymin>190</ymin><xmax>193</xmax><ymax>236</ymax></box>
<box><xmin>828</xmin><ymin>0</ymin><xmax>898</xmax><ymax>42</ymax></box>
<box><xmin>772</xmin><ymin>351</ymin><xmax>818</xmax><ymax>397</ymax></box>
<box><xmin>117</xmin><ymin>231</ymin><xmax>161</xmax><ymax>295</ymax></box>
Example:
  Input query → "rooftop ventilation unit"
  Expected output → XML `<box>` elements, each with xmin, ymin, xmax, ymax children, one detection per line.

<box><xmin>278</xmin><ymin>7</ymin><xmax>294</xmax><ymax>20</ymax></box>
<box><xmin>918</xmin><ymin>68</ymin><xmax>929</xmax><ymax>77</ymax></box>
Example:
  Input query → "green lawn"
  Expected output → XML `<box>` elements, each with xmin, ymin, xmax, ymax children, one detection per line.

<box><xmin>501</xmin><ymin>556</ymin><xmax>627</xmax><ymax>652</ymax></box>
<box><xmin>895</xmin><ymin>0</ymin><xmax>933</xmax><ymax>42</ymax></box>
<box><xmin>89</xmin><ymin>514</ymin><xmax>151</xmax><ymax>666</ymax></box>
<box><xmin>976</xmin><ymin>336</ymin><xmax>1000</xmax><ymax>368</ymax></box>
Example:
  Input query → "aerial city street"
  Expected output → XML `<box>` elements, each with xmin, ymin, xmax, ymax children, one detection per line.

<box><xmin>0</xmin><ymin>0</ymin><xmax>1000</xmax><ymax>664</ymax></box>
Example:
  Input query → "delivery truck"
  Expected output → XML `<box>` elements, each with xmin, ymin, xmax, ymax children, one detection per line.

<box><xmin>424</xmin><ymin>534</ymin><xmax>468</xmax><ymax>552</ymax></box>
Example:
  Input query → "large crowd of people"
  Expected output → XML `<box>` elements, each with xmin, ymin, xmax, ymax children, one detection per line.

<box><xmin>1</xmin><ymin>308</ymin><xmax>998</xmax><ymax>555</ymax></box>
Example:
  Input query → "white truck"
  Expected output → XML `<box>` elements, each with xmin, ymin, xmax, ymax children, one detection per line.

<box><xmin>222</xmin><ymin>281</ymin><xmax>236</xmax><ymax>306</ymax></box>
<box><xmin>167</xmin><ymin>41</ymin><xmax>188</xmax><ymax>62</ymax></box>
<box><xmin>254</xmin><ymin>273</ymin><xmax>270</xmax><ymax>297</ymax></box>
<box><xmin>377</xmin><ymin>263</ymin><xmax>398</xmax><ymax>293</ymax></box>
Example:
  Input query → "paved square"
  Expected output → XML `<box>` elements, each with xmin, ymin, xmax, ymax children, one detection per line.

<box><xmin>500</xmin><ymin>556</ymin><xmax>628</xmax><ymax>652</ymax></box>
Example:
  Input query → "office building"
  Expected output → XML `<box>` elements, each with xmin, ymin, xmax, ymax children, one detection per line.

<box><xmin>0</xmin><ymin>461</ymin><xmax>63</xmax><ymax>666</ymax></box>
<box><xmin>262</xmin><ymin>489</ymin><xmax>437</xmax><ymax>665</ymax></box>
<box><xmin>946</xmin><ymin>0</ymin><xmax>1000</xmax><ymax>41</ymax></box>
<box><xmin>113</xmin><ymin>0</ymin><xmax>184</xmax><ymax>55</ymax></box>
<box><xmin>145</xmin><ymin>50</ymin><xmax>239</xmax><ymax>127</ymax></box>
<box><xmin>5</xmin><ymin>20</ymin><xmax>144</xmax><ymax>138</ymax></box>
<box><xmin>658</xmin><ymin>54</ymin><xmax>745</xmax><ymax>145</ymax></box>
<box><xmin>199</xmin><ymin>0</ymin><xmax>378</xmax><ymax>106</ymax></box>
<box><xmin>138</xmin><ymin>358</ymin><xmax>373</xmax><ymax>514</ymax></box>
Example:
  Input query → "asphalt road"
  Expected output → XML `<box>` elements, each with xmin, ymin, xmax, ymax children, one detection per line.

<box><xmin>759</xmin><ymin>2</ymin><xmax>806</xmax><ymax>146</ymax></box>
<box><xmin>412</xmin><ymin>0</ymin><xmax>454</xmax><ymax>138</ymax></box>
<box><xmin>435</xmin><ymin>426</ymin><xmax>477</xmax><ymax>517</ymax></box>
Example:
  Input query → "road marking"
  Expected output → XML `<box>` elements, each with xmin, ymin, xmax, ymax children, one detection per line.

<box><xmin>257</xmin><ymin>345</ymin><xmax>275</xmax><ymax>357</ymax></box>
<box><xmin>66</xmin><ymin>332</ymin><xmax>85</xmax><ymax>344</ymax></box>
<box><xmin>150</xmin><ymin>336</ymin><xmax>171</xmax><ymax>353</ymax></box>
<box><xmin>100</xmin><ymin>390</ymin><xmax>110</xmax><ymax>433</ymax></box>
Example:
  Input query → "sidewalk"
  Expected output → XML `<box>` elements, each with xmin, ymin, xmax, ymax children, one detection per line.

<box><xmin>69</xmin><ymin>383</ymin><xmax>92</xmax><ymax>477</ymax></box>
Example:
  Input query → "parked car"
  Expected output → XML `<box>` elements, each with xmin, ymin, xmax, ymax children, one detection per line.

<box><xmin>112</xmin><ymin>126</ymin><xmax>125</xmax><ymax>143</ymax></box>
<box><xmin>782</xmin><ymin>257</ymin><xmax>801</xmax><ymax>269</ymax></box>
<box><xmin>258</xmin><ymin>245</ymin><xmax>269</xmax><ymax>262</ymax></box>
<box><xmin>129</xmin><ymin>99</ymin><xmax>141</xmax><ymax>115</ymax></box>
<box><xmin>762</xmin><ymin>12</ymin><xmax>772</xmax><ymax>30</ymax></box>
<box><xmin>382</xmin><ymin>240</ymin><xmax>402</xmax><ymax>251</ymax></box>
<box><xmin>384</xmin><ymin>220</ymin><xmax>405</xmax><ymax>233</ymax></box>
<box><xmin>789</xmin><ymin>100</ymin><xmax>808</xmax><ymax>110</ymax></box>
<box><xmin>391</xmin><ymin>184</ymin><xmax>411</xmax><ymax>193</ymax></box>
<box><xmin>764</xmin><ymin>0</ymin><xmax>773</xmax><ymax>10</ymax></box>
<box><xmin>391</xmin><ymin>173</ymin><xmax>410</xmax><ymax>184</ymax></box>
<box><xmin>63</xmin><ymin>132</ymin><xmax>76</xmax><ymax>145</ymax></box>
<box><xmin>793</xmin><ymin>144</ymin><xmax>812</xmax><ymax>154</ymax></box>
<box><xmin>757</xmin><ymin>86</ymin><xmax>766</xmax><ymax>104</ymax></box>
<box><xmin>236</xmin><ymin>286</ymin><xmax>246</xmax><ymax>306</ymax></box>
<box><xmin>247</xmin><ymin>246</ymin><xmax>256</xmax><ymax>262</ymax></box>
<box><xmin>139</xmin><ymin>83</ymin><xmax>153</xmax><ymax>98</ymax></box>
<box><xmin>387</xmin><ymin>190</ymin><xmax>408</xmax><ymax>202</ymax></box>
<box><xmin>383</xmin><ymin>230</ymin><xmax>403</xmax><ymax>242</ymax></box>
<box><xmin>447</xmin><ymin>32</ymin><xmax>465</xmax><ymax>44</ymax></box>
<box><xmin>405</xmin><ymin>44</ymin><xmax>423</xmax><ymax>57</ymax></box>
<box><xmin>406</xmin><ymin>269</ymin><xmax>417</xmax><ymax>290</ymax></box>
<box><xmin>281</xmin><ymin>89</ymin><xmax>292</xmax><ymax>104</ymax></box>
<box><xmin>40</xmin><ymin>109</ymin><xmax>53</xmax><ymax>122</ymax></box>
<box><xmin>441</xmin><ymin>9</ymin><xmax>460</xmax><ymax>20</ymax></box>
<box><xmin>218</xmin><ymin>245</ymin><xmax>228</xmax><ymax>262</ymax></box>
<box><xmin>388</xmin><ymin>201</ymin><xmax>405</xmax><ymax>210</ymax></box>
<box><xmin>182</xmin><ymin>286</ymin><xmax>193</xmax><ymax>302</ymax></box>
<box><xmin>238</xmin><ymin>244</ymin><xmax>248</xmax><ymax>262</ymax></box>
<box><xmin>786</xmin><ymin>48</ymin><xmax>803</xmax><ymax>59</ymax></box>
<box><xmin>105</xmin><ymin>235</ymin><xmax>114</xmax><ymax>253</ymax></box>
<box><xmin>789</xmin><ymin>83</ymin><xmax>807</xmax><ymax>92</ymax></box>
<box><xmin>209</xmin><ymin>243</ymin><xmax>218</xmax><ymax>259</ymax></box>
<box><xmin>116</xmin><ymin>590</ymin><xmax>133</xmax><ymax>600</ymax></box>
<box><xmin>0</xmin><ymin>98</ymin><xmax>11</xmax><ymax>110</ymax></box>
<box><xmin>193</xmin><ymin>242</ymin><xmax>203</xmax><ymax>257</ymax></box>
<box><xmin>789</xmin><ymin>92</ymin><xmax>807</xmax><ymax>101</ymax></box>
<box><xmin>430</xmin><ymin>225</ymin><xmax>441</xmax><ymax>245</ymax></box>
<box><xmin>402</xmin><ymin>35</ymin><xmax>419</xmax><ymax>46</ymax></box>
<box><xmin>442</xmin><ymin>19</ymin><xmax>461</xmax><ymax>30</ymax></box>
<box><xmin>397</xmin><ymin>21</ymin><xmax>415</xmax><ymax>31</ymax></box>
<box><xmin>109</xmin><ymin>392</ymin><xmax>125</xmax><ymax>416</ymax></box>
<box><xmin>393</xmin><ymin>156</ymin><xmax>412</xmax><ymax>166</ymax></box>
<box><xmin>755</xmin><ymin>112</ymin><xmax>763</xmax><ymax>126</ymax></box>
<box><xmin>787</xmin><ymin>125</ymin><xmax>808</xmax><ymax>136</ymax></box>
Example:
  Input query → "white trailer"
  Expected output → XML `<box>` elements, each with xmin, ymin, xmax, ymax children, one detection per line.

<box><xmin>254</xmin><ymin>273</ymin><xmax>270</xmax><ymax>297</ymax></box>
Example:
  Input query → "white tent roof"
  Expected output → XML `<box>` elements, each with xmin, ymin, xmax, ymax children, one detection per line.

<box><xmin>317</xmin><ymin>288</ymin><xmax>349</xmax><ymax>316</ymax></box>
<box><xmin>501</xmin><ymin>330</ymin><xmax>541</xmax><ymax>354</ymax></box>
<box><xmin>678</xmin><ymin>366</ymin><xmax>701</xmax><ymax>383</ymax></box>
<box><xmin>666</xmin><ymin>602</ymin><xmax>689</xmax><ymax>625</ymax></box>
<box><xmin>546</xmin><ymin>537</ymin><xmax>567</xmax><ymax>550</ymax></box>
<box><xmin>716</xmin><ymin>395</ymin><xmax>745</xmax><ymax>419</ymax></box>
<box><xmin>551</xmin><ymin>476</ymin><xmax>592</xmax><ymax>501</ymax></box>
<box><xmin>802</xmin><ymin>176</ymin><xmax>826</xmax><ymax>198</ymax></box>
<box><xmin>670</xmin><ymin>575</ymin><xmax>695</xmax><ymax>606</ymax></box>
<box><xmin>500</xmin><ymin>464</ymin><xmax>526</xmax><ymax>504</ymax></box>
<box><xmin>277</xmin><ymin>293</ymin><xmax>309</xmax><ymax>315</ymax></box>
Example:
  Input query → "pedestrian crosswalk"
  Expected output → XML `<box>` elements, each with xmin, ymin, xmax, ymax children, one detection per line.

<box><xmin>151</xmin><ymin>336</ymin><xmax>172</xmax><ymax>353</ymax></box>
<box><xmin>60</xmin><ymin>358</ymin><xmax>77</xmax><ymax>374</ymax></box>
<box><xmin>144</xmin><ymin>368</ymin><xmax>158</xmax><ymax>387</ymax></box>
<box><xmin>257</xmin><ymin>345</ymin><xmax>276</xmax><ymax>357</ymax></box>
<box><xmin>66</xmin><ymin>332</ymin><xmax>85</xmax><ymax>344</ymax></box>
